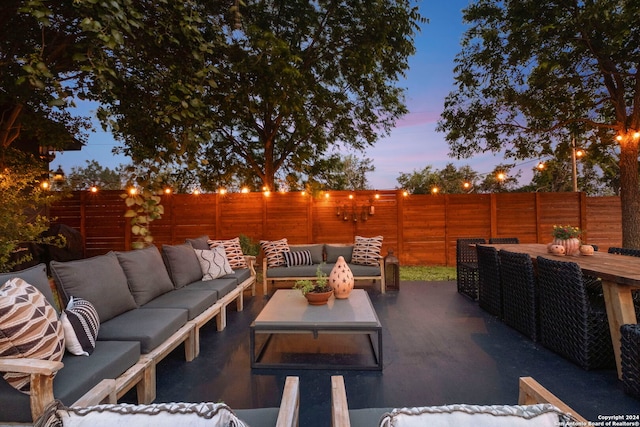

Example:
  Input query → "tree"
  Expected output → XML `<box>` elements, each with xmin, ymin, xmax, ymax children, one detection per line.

<box><xmin>437</xmin><ymin>0</ymin><xmax>640</xmax><ymax>246</ymax></box>
<box><xmin>66</xmin><ymin>160</ymin><xmax>122</xmax><ymax>190</ymax></box>
<box><xmin>193</xmin><ymin>0</ymin><xmax>425</xmax><ymax>190</ymax></box>
<box><xmin>396</xmin><ymin>163</ymin><xmax>479</xmax><ymax>194</ymax></box>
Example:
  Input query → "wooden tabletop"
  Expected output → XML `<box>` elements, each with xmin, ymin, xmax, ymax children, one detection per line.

<box><xmin>485</xmin><ymin>243</ymin><xmax>640</xmax><ymax>288</ymax></box>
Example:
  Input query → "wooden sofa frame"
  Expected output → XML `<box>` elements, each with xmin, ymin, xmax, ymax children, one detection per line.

<box><xmin>32</xmin><ymin>375</ymin><xmax>299</xmax><ymax>427</ymax></box>
<box><xmin>330</xmin><ymin>375</ymin><xmax>588</xmax><ymax>427</ymax></box>
<box><xmin>0</xmin><ymin>256</ymin><xmax>257</xmax><ymax>422</ymax></box>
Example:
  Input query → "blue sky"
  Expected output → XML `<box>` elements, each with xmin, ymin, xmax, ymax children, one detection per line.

<box><xmin>54</xmin><ymin>0</ymin><xmax>521</xmax><ymax>190</ymax></box>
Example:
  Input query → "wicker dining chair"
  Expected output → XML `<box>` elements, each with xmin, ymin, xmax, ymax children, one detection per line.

<box><xmin>499</xmin><ymin>250</ymin><xmax>538</xmax><ymax>341</ymax></box>
<box><xmin>536</xmin><ymin>256</ymin><xmax>615</xmax><ymax>370</ymax></box>
<box><xmin>489</xmin><ymin>237</ymin><xmax>520</xmax><ymax>244</ymax></box>
<box><xmin>621</xmin><ymin>324</ymin><xmax>640</xmax><ymax>399</ymax></box>
<box><xmin>476</xmin><ymin>245</ymin><xmax>502</xmax><ymax>318</ymax></box>
<box><xmin>456</xmin><ymin>238</ymin><xmax>486</xmax><ymax>300</ymax></box>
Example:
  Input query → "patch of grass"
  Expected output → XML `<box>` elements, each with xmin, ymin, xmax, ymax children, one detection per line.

<box><xmin>400</xmin><ymin>265</ymin><xmax>456</xmax><ymax>281</ymax></box>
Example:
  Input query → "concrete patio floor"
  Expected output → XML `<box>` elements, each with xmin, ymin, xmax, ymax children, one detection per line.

<box><xmin>135</xmin><ymin>281</ymin><xmax>639</xmax><ymax>426</ymax></box>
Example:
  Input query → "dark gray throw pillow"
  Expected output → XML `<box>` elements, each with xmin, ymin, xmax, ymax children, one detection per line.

<box><xmin>185</xmin><ymin>235</ymin><xmax>210</xmax><ymax>251</ymax></box>
<box><xmin>115</xmin><ymin>245</ymin><xmax>175</xmax><ymax>305</ymax></box>
<box><xmin>51</xmin><ymin>252</ymin><xmax>137</xmax><ymax>323</ymax></box>
<box><xmin>162</xmin><ymin>243</ymin><xmax>203</xmax><ymax>288</ymax></box>
<box><xmin>0</xmin><ymin>263</ymin><xmax>57</xmax><ymax>311</ymax></box>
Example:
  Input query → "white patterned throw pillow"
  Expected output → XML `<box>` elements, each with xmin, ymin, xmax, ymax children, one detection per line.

<box><xmin>260</xmin><ymin>238</ymin><xmax>290</xmax><ymax>268</ymax></box>
<box><xmin>60</xmin><ymin>297</ymin><xmax>100</xmax><ymax>356</ymax></box>
<box><xmin>352</xmin><ymin>235</ymin><xmax>383</xmax><ymax>266</ymax></box>
<box><xmin>194</xmin><ymin>246</ymin><xmax>233</xmax><ymax>280</ymax></box>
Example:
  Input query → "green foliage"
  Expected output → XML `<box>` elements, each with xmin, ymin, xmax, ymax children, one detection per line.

<box><xmin>397</xmin><ymin>163</ymin><xmax>480</xmax><ymax>194</ymax></box>
<box><xmin>66</xmin><ymin>160</ymin><xmax>122</xmax><ymax>190</ymax></box>
<box><xmin>399</xmin><ymin>266</ymin><xmax>457</xmax><ymax>282</ymax></box>
<box><xmin>437</xmin><ymin>0</ymin><xmax>640</xmax><ymax>245</ymax></box>
<box><xmin>121</xmin><ymin>188</ymin><xmax>164</xmax><ymax>249</ymax></box>
<box><xmin>238</xmin><ymin>234</ymin><xmax>259</xmax><ymax>257</ymax></box>
<box><xmin>0</xmin><ymin>149</ymin><xmax>65</xmax><ymax>272</ymax></box>
<box><xmin>293</xmin><ymin>265</ymin><xmax>331</xmax><ymax>294</ymax></box>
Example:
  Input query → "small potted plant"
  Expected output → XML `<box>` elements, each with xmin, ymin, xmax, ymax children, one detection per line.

<box><xmin>550</xmin><ymin>225</ymin><xmax>582</xmax><ymax>256</ymax></box>
<box><xmin>293</xmin><ymin>265</ymin><xmax>333</xmax><ymax>305</ymax></box>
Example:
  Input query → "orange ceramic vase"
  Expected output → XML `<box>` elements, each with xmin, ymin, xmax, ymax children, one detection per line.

<box><xmin>329</xmin><ymin>256</ymin><xmax>355</xmax><ymax>299</ymax></box>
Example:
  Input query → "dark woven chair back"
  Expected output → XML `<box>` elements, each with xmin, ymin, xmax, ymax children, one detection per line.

<box><xmin>498</xmin><ymin>250</ymin><xmax>538</xmax><ymax>341</ymax></box>
<box><xmin>476</xmin><ymin>245</ymin><xmax>502</xmax><ymax>318</ymax></box>
<box><xmin>489</xmin><ymin>237</ymin><xmax>519</xmax><ymax>244</ymax></box>
<box><xmin>621</xmin><ymin>324</ymin><xmax>640</xmax><ymax>399</ymax></box>
<box><xmin>456</xmin><ymin>238</ymin><xmax>486</xmax><ymax>300</ymax></box>
<box><xmin>536</xmin><ymin>256</ymin><xmax>615</xmax><ymax>370</ymax></box>
<box><xmin>608</xmin><ymin>247</ymin><xmax>640</xmax><ymax>257</ymax></box>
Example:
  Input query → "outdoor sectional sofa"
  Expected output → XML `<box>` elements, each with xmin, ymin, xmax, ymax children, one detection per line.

<box><xmin>261</xmin><ymin>239</ymin><xmax>386</xmax><ymax>295</ymax></box>
<box><xmin>0</xmin><ymin>237</ymin><xmax>256</xmax><ymax>423</ymax></box>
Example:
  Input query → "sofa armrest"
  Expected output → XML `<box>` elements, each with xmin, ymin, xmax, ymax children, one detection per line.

<box><xmin>276</xmin><ymin>376</ymin><xmax>300</xmax><ymax>427</ymax></box>
<box><xmin>331</xmin><ymin>375</ymin><xmax>350</xmax><ymax>427</ymax></box>
<box><xmin>244</xmin><ymin>255</ymin><xmax>257</xmax><ymax>276</ymax></box>
<box><xmin>518</xmin><ymin>377</ymin><xmax>587</xmax><ymax>423</ymax></box>
<box><xmin>0</xmin><ymin>358</ymin><xmax>64</xmax><ymax>421</ymax></box>
<box><xmin>72</xmin><ymin>379</ymin><xmax>117</xmax><ymax>407</ymax></box>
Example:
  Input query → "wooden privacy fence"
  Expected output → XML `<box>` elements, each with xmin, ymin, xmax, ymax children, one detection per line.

<box><xmin>49</xmin><ymin>190</ymin><xmax>623</xmax><ymax>266</ymax></box>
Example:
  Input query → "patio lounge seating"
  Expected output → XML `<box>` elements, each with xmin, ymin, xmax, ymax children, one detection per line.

<box><xmin>536</xmin><ymin>256</ymin><xmax>615</xmax><ymax>370</ymax></box>
<box><xmin>330</xmin><ymin>375</ymin><xmax>587</xmax><ymax>427</ymax></box>
<box><xmin>34</xmin><ymin>376</ymin><xmax>300</xmax><ymax>427</ymax></box>
<box><xmin>456</xmin><ymin>238</ymin><xmax>485</xmax><ymax>300</ymax></box>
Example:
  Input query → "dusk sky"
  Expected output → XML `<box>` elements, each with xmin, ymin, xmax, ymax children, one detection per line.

<box><xmin>54</xmin><ymin>0</ymin><xmax>528</xmax><ymax>190</ymax></box>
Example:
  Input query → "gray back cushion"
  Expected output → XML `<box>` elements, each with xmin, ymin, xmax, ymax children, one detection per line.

<box><xmin>325</xmin><ymin>244</ymin><xmax>353</xmax><ymax>263</ymax></box>
<box><xmin>185</xmin><ymin>235</ymin><xmax>210</xmax><ymax>250</ymax></box>
<box><xmin>115</xmin><ymin>246</ymin><xmax>175</xmax><ymax>305</ymax></box>
<box><xmin>0</xmin><ymin>263</ymin><xmax>57</xmax><ymax>311</ymax></box>
<box><xmin>289</xmin><ymin>244</ymin><xmax>324</xmax><ymax>264</ymax></box>
<box><xmin>51</xmin><ymin>252</ymin><xmax>137</xmax><ymax>323</ymax></box>
<box><xmin>162</xmin><ymin>243</ymin><xmax>203</xmax><ymax>288</ymax></box>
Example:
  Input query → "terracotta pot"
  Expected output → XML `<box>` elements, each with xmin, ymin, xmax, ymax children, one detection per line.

<box><xmin>552</xmin><ymin>237</ymin><xmax>581</xmax><ymax>256</ymax></box>
<box><xmin>329</xmin><ymin>256</ymin><xmax>355</xmax><ymax>299</ymax></box>
<box><xmin>304</xmin><ymin>289</ymin><xmax>333</xmax><ymax>305</ymax></box>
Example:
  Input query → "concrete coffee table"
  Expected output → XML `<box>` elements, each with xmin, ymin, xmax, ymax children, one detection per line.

<box><xmin>250</xmin><ymin>289</ymin><xmax>382</xmax><ymax>370</ymax></box>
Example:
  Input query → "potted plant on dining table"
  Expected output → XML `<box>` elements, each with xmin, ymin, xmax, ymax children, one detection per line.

<box><xmin>293</xmin><ymin>265</ymin><xmax>333</xmax><ymax>305</ymax></box>
<box><xmin>549</xmin><ymin>225</ymin><xmax>582</xmax><ymax>256</ymax></box>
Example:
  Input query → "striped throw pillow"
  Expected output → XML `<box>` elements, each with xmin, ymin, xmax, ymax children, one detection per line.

<box><xmin>352</xmin><ymin>235</ymin><xmax>383</xmax><ymax>266</ymax></box>
<box><xmin>0</xmin><ymin>278</ymin><xmax>65</xmax><ymax>393</ymax></box>
<box><xmin>207</xmin><ymin>237</ymin><xmax>248</xmax><ymax>269</ymax></box>
<box><xmin>283</xmin><ymin>250</ymin><xmax>313</xmax><ymax>267</ymax></box>
<box><xmin>260</xmin><ymin>238</ymin><xmax>290</xmax><ymax>268</ymax></box>
<box><xmin>60</xmin><ymin>297</ymin><xmax>100</xmax><ymax>356</ymax></box>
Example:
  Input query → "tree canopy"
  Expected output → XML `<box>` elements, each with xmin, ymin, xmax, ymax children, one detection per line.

<box><xmin>437</xmin><ymin>0</ymin><xmax>640</xmax><ymax>246</ymax></box>
<box><xmin>108</xmin><ymin>0</ymin><xmax>425</xmax><ymax>190</ymax></box>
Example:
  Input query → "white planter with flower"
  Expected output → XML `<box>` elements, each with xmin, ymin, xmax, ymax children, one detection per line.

<box><xmin>549</xmin><ymin>225</ymin><xmax>581</xmax><ymax>256</ymax></box>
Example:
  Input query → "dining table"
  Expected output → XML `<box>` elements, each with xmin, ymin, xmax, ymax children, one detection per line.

<box><xmin>485</xmin><ymin>243</ymin><xmax>640</xmax><ymax>379</ymax></box>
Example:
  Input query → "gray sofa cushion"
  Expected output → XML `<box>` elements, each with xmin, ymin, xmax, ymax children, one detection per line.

<box><xmin>348</xmin><ymin>407</ymin><xmax>393</xmax><ymax>427</ymax></box>
<box><xmin>98</xmin><ymin>308</ymin><xmax>188</xmax><ymax>354</ymax></box>
<box><xmin>51</xmin><ymin>252</ymin><xmax>137</xmax><ymax>323</ymax></box>
<box><xmin>266</xmin><ymin>263</ymin><xmax>380</xmax><ymax>278</ymax></box>
<box><xmin>0</xmin><ymin>263</ymin><xmax>57</xmax><ymax>311</ymax></box>
<box><xmin>162</xmin><ymin>243</ymin><xmax>203</xmax><ymax>288</ymax></box>
<box><xmin>186</xmin><ymin>277</ymin><xmax>238</xmax><ymax>299</ymax></box>
<box><xmin>326</xmin><ymin>245</ymin><xmax>353</xmax><ymax>263</ymax></box>
<box><xmin>186</xmin><ymin>235</ymin><xmax>210</xmax><ymax>251</ymax></box>
<box><xmin>222</xmin><ymin>268</ymin><xmax>252</xmax><ymax>284</ymax></box>
<box><xmin>289</xmin><ymin>244</ymin><xmax>324</xmax><ymax>264</ymax></box>
<box><xmin>0</xmin><ymin>340</ymin><xmax>140</xmax><ymax>424</ymax></box>
<box><xmin>235</xmin><ymin>408</ymin><xmax>281</xmax><ymax>427</ymax></box>
<box><xmin>116</xmin><ymin>246</ymin><xmax>175</xmax><ymax>306</ymax></box>
<box><xmin>141</xmin><ymin>288</ymin><xmax>218</xmax><ymax>320</ymax></box>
